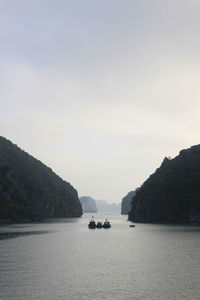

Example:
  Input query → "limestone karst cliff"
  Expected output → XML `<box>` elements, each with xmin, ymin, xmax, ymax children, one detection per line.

<box><xmin>0</xmin><ymin>136</ymin><xmax>82</xmax><ymax>221</ymax></box>
<box><xmin>79</xmin><ymin>196</ymin><xmax>98</xmax><ymax>213</ymax></box>
<box><xmin>129</xmin><ymin>145</ymin><xmax>200</xmax><ymax>223</ymax></box>
<box><xmin>121</xmin><ymin>190</ymin><xmax>138</xmax><ymax>215</ymax></box>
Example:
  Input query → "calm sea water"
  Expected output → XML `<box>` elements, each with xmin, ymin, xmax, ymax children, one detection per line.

<box><xmin>0</xmin><ymin>213</ymin><xmax>200</xmax><ymax>300</ymax></box>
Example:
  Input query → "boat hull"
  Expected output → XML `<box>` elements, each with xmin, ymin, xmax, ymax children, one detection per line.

<box><xmin>88</xmin><ymin>224</ymin><xmax>96</xmax><ymax>229</ymax></box>
<box><xmin>88</xmin><ymin>221</ymin><xmax>96</xmax><ymax>229</ymax></box>
<box><xmin>103</xmin><ymin>224</ymin><xmax>111</xmax><ymax>229</ymax></box>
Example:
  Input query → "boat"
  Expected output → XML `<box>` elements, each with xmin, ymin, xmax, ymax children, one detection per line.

<box><xmin>96</xmin><ymin>221</ymin><xmax>103</xmax><ymax>228</ymax></box>
<box><xmin>88</xmin><ymin>216</ymin><xmax>96</xmax><ymax>229</ymax></box>
<box><xmin>129</xmin><ymin>224</ymin><xmax>135</xmax><ymax>227</ymax></box>
<box><xmin>88</xmin><ymin>220</ymin><xmax>96</xmax><ymax>229</ymax></box>
<box><xmin>103</xmin><ymin>219</ymin><xmax>111</xmax><ymax>229</ymax></box>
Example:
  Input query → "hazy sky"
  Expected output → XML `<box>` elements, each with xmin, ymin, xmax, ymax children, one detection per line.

<box><xmin>1</xmin><ymin>0</ymin><xmax>200</xmax><ymax>203</ymax></box>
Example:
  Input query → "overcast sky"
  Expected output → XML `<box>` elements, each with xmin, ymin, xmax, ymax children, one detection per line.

<box><xmin>1</xmin><ymin>0</ymin><xmax>200</xmax><ymax>203</ymax></box>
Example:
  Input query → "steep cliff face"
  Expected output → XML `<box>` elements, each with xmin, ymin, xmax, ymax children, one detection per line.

<box><xmin>121</xmin><ymin>190</ymin><xmax>137</xmax><ymax>215</ymax></box>
<box><xmin>129</xmin><ymin>145</ymin><xmax>200</xmax><ymax>223</ymax></box>
<box><xmin>0</xmin><ymin>136</ymin><xmax>82</xmax><ymax>221</ymax></box>
<box><xmin>79</xmin><ymin>196</ymin><xmax>97</xmax><ymax>213</ymax></box>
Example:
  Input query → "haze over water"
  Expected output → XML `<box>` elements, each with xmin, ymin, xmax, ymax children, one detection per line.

<box><xmin>1</xmin><ymin>1</ymin><xmax>200</xmax><ymax>203</ymax></box>
<box><xmin>1</xmin><ymin>213</ymin><xmax>200</xmax><ymax>300</ymax></box>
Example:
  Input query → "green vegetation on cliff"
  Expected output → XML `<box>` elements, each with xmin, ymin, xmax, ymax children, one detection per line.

<box><xmin>129</xmin><ymin>145</ymin><xmax>200</xmax><ymax>223</ymax></box>
<box><xmin>0</xmin><ymin>136</ymin><xmax>82</xmax><ymax>221</ymax></box>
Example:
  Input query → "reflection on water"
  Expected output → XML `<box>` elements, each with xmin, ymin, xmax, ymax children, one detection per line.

<box><xmin>0</xmin><ymin>217</ymin><xmax>80</xmax><ymax>240</ymax></box>
<box><xmin>1</xmin><ymin>213</ymin><xmax>200</xmax><ymax>300</ymax></box>
<box><xmin>0</xmin><ymin>230</ymin><xmax>51</xmax><ymax>240</ymax></box>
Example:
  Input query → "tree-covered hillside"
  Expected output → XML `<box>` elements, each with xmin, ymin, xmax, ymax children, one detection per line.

<box><xmin>0</xmin><ymin>136</ymin><xmax>82</xmax><ymax>221</ymax></box>
<box><xmin>129</xmin><ymin>145</ymin><xmax>200</xmax><ymax>223</ymax></box>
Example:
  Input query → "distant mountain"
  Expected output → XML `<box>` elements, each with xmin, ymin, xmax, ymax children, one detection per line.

<box><xmin>129</xmin><ymin>145</ymin><xmax>200</xmax><ymax>224</ymax></box>
<box><xmin>121</xmin><ymin>189</ymin><xmax>138</xmax><ymax>215</ymax></box>
<box><xmin>96</xmin><ymin>200</ymin><xmax>120</xmax><ymax>212</ymax></box>
<box><xmin>79</xmin><ymin>196</ymin><xmax>97</xmax><ymax>213</ymax></box>
<box><xmin>0</xmin><ymin>136</ymin><xmax>82</xmax><ymax>222</ymax></box>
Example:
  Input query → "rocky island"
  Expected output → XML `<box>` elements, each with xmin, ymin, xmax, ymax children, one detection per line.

<box><xmin>79</xmin><ymin>196</ymin><xmax>98</xmax><ymax>213</ymax></box>
<box><xmin>0</xmin><ymin>136</ymin><xmax>82</xmax><ymax>222</ymax></box>
<box><xmin>129</xmin><ymin>145</ymin><xmax>200</xmax><ymax>224</ymax></box>
<box><xmin>121</xmin><ymin>189</ymin><xmax>138</xmax><ymax>215</ymax></box>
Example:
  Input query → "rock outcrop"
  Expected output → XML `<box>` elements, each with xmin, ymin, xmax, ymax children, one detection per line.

<box><xmin>129</xmin><ymin>145</ymin><xmax>200</xmax><ymax>223</ymax></box>
<box><xmin>121</xmin><ymin>190</ymin><xmax>137</xmax><ymax>215</ymax></box>
<box><xmin>0</xmin><ymin>136</ymin><xmax>82</xmax><ymax>222</ymax></box>
<box><xmin>79</xmin><ymin>196</ymin><xmax>97</xmax><ymax>213</ymax></box>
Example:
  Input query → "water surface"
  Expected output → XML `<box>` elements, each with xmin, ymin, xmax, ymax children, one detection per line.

<box><xmin>1</xmin><ymin>213</ymin><xmax>200</xmax><ymax>299</ymax></box>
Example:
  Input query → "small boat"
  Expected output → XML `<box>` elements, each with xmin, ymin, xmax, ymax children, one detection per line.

<box><xmin>103</xmin><ymin>219</ymin><xmax>111</xmax><ymax>229</ymax></box>
<box><xmin>96</xmin><ymin>221</ymin><xmax>103</xmax><ymax>228</ymax></box>
<box><xmin>129</xmin><ymin>224</ymin><xmax>135</xmax><ymax>227</ymax></box>
<box><xmin>88</xmin><ymin>220</ymin><xmax>96</xmax><ymax>229</ymax></box>
<box><xmin>88</xmin><ymin>216</ymin><xmax>96</xmax><ymax>229</ymax></box>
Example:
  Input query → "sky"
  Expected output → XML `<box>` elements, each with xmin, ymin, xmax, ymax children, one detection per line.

<box><xmin>1</xmin><ymin>0</ymin><xmax>200</xmax><ymax>203</ymax></box>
